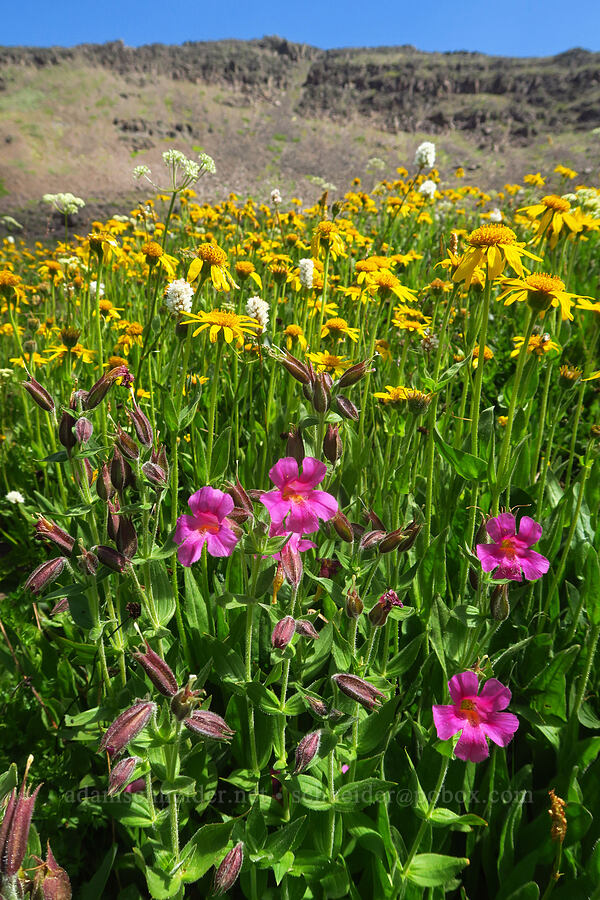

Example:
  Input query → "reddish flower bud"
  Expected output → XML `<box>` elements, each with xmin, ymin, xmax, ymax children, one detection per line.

<box><xmin>142</xmin><ymin>461</ymin><xmax>168</xmax><ymax>489</ymax></box>
<box><xmin>359</xmin><ymin>530</ymin><xmax>386</xmax><ymax>551</ymax></box>
<box><xmin>332</xmin><ymin>673</ymin><xmax>385</xmax><ymax>710</ymax></box>
<box><xmin>96</xmin><ymin>545</ymin><xmax>130</xmax><ymax>573</ymax></box>
<box><xmin>116</xmin><ymin>515</ymin><xmax>138</xmax><ymax>559</ymax></box>
<box><xmin>123</xmin><ymin>777</ymin><xmax>145</xmax><ymax>794</ymax></box>
<box><xmin>305</xmin><ymin>695</ymin><xmax>329</xmax><ymax>717</ymax></box>
<box><xmin>58</xmin><ymin>411</ymin><xmax>77</xmax><ymax>451</ymax></box>
<box><xmin>151</xmin><ymin>443</ymin><xmax>169</xmax><ymax>477</ymax></box>
<box><xmin>332</xmin><ymin>510</ymin><xmax>354</xmax><ymax>543</ymax></box>
<box><xmin>106</xmin><ymin>498</ymin><xmax>120</xmax><ymax>543</ymax></box>
<box><xmin>323</xmin><ymin>424</ymin><xmax>342</xmax><ymax>464</ymax></box>
<box><xmin>379</xmin><ymin>521</ymin><xmax>422</xmax><ymax>554</ymax></box>
<box><xmin>85</xmin><ymin>366</ymin><xmax>130</xmax><ymax>410</ymax></box>
<box><xmin>74</xmin><ymin>417</ymin><xmax>93</xmax><ymax>445</ymax></box>
<box><xmin>99</xmin><ymin>701</ymin><xmax>157</xmax><ymax>757</ymax></box>
<box><xmin>284</xmin><ymin>427</ymin><xmax>305</xmax><ymax>465</ymax></box>
<box><xmin>312</xmin><ymin>373</ymin><xmax>331</xmax><ymax>413</ymax></box>
<box><xmin>110</xmin><ymin>446</ymin><xmax>135</xmax><ymax>493</ymax></box>
<box><xmin>280</xmin><ymin>542</ymin><xmax>303</xmax><ymax>588</ymax></box>
<box><xmin>96</xmin><ymin>462</ymin><xmax>114</xmax><ymax>502</ymax></box>
<box><xmin>336</xmin><ymin>395</ymin><xmax>360</xmax><ymax>421</ymax></box>
<box><xmin>23</xmin><ymin>377</ymin><xmax>55</xmax><ymax>413</ymax></box>
<box><xmin>345</xmin><ymin>587</ymin><xmax>363</xmax><ymax>619</ymax></box>
<box><xmin>317</xmin><ymin>557</ymin><xmax>341</xmax><ymax>579</ymax></box>
<box><xmin>50</xmin><ymin>597</ymin><xmax>69</xmax><ymax>616</ymax></box>
<box><xmin>337</xmin><ymin>358</ymin><xmax>375</xmax><ymax>388</ymax></box>
<box><xmin>34</xmin><ymin>517</ymin><xmax>75</xmax><ymax>555</ymax></box>
<box><xmin>294</xmin><ymin>730</ymin><xmax>322</xmax><ymax>774</ymax></box>
<box><xmin>295</xmin><ymin>619</ymin><xmax>319</xmax><ymax>640</ymax></box>
<box><xmin>365</xmin><ymin>509</ymin><xmax>386</xmax><ymax>531</ymax></box>
<box><xmin>271</xmin><ymin>615</ymin><xmax>296</xmax><ymax>650</ymax></box>
<box><xmin>128</xmin><ymin>403</ymin><xmax>153</xmax><ymax>448</ymax></box>
<box><xmin>280</xmin><ymin>351</ymin><xmax>313</xmax><ymax>384</ymax></box>
<box><xmin>24</xmin><ymin>557</ymin><xmax>67</xmax><ymax>595</ymax></box>
<box><xmin>116</xmin><ymin>425</ymin><xmax>139</xmax><ymax>461</ymax></box>
<box><xmin>30</xmin><ymin>840</ymin><xmax>72</xmax><ymax>900</ymax></box>
<box><xmin>368</xmin><ymin>589</ymin><xmax>403</xmax><ymax>627</ymax></box>
<box><xmin>107</xmin><ymin>756</ymin><xmax>139</xmax><ymax>796</ymax></box>
<box><xmin>213</xmin><ymin>842</ymin><xmax>244</xmax><ymax>896</ymax></box>
<box><xmin>184</xmin><ymin>710</ymin><xmax>235</xmax><ymax>741</ymax></box>
<box><xmin>133</xmin><ymin>642</ymin><xmax>178</xmax><ymax>697</ymax></box>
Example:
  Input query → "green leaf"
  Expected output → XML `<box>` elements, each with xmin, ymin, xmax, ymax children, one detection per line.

<box><xmin>405</xmin><ymin>853</ymin><xmax>469</xmax><ymax>887</ymax></box>
<box><xmin>145</xmin><ymin>867</ymin><xmax>182</xmax><ymax>900</ymax></box>
<box><xmin>584</xmin><ymin>545</ymin><xmax>600</xmax><ymax>625</ymax></box>
<box><xmin>334</xmin><ymin>779</ymin><xmax>395</xmax><ymax>812</ymax></box>
<box><xmin>0</xmin><ymin>764</ymin><xmax>18</xmax><ymax>801</ymax></box>
<box><xmin>404</xmin><ymin>752</ymin><xmax>428</xmax><ymax>815</ymax></box>
<box><xmin>149</xmin><ymin>560</ymin><xmax>176</xmax><ymax>627</ymax></box>
<box><xmin>433</xmin><ymin>428</ymin><xmax>487</xmax><ymax>481</ymax></box>
<box><xmin>80</xmin><ymin>845</ymin><xmax>118</xmax><ymax>900</ymax></box>
<box><xmin>245</xmin><ymin>682</ymin><xmax>284</xmax><ymax>716</ymax></box>
<box><xmin>504</xmin><ymin>883</ymin><xmax>540</xmax><ymax>900</ymax></box>
<box><xmin>180</xmin><ymin>822</ymin><xmax>235</xmax><ymax>883</ymax></box>
<box><xmin>183</xmin><ymin>566</ymin><xmax>211</xmax><ymax>637</ymax></box>
<box><xmin>263</xmin><ymin>816</ymin><xmax>306</xmax><ymax>860</ymax></box>
<box><xmin>210</xmin><ymin>426</ymin><xmax>231</xmax><ymax>479</ymax></box>
<box><xmin>429</xmin><ymin>808</ymin><xmax>487</xmax><ymax>828</ymax></box>
<box><xmin>357</xmin><ymin>696</ymin><xmax>401</xmax><ymax>755</ymax></box>
<box><xmin>287</xmin><ymin>775</ymin><xmax>331</xmax><ymax>811</ymax></box>
<box><xmin>385</xmin><ymin>635</ymin><xmax>424</xmax><ymax>677</ymax></box>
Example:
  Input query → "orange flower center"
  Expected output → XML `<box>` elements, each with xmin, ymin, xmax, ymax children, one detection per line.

<box><xmin>198</xmin><ymin>243</ymin><xmax>227</xmax><ymax>266</ymax></box>
<box><xmin>282</xmin><ymin>486</ymin><xmax>306</xmax><ymax>502</ymax></box>
<box><xmin>467</xmin><ymin>224</ymin><xmax>517</xmax><ymax>247</ymax></box>
<box><xmin>524</xmin><ymin>273</ymin><xmax>564</xmax><ymax>294</ymax></box>
<box><xmin>542</xmin><ymin>194</ymin><xmax>570</xmax><ymax>213</ymax></box>
<box><xmin>459</xmin><ymin>698</ymin><xmax>481</xmax><ymax>726</ymax></box>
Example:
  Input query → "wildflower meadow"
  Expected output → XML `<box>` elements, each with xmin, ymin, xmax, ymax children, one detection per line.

<box><xmin>0</xmin><ymin>145</ymin><xmax>599</xmax><ymax>899</ymax></box>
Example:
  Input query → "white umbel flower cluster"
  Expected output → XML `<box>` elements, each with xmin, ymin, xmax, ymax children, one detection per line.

<box><xmin>43</xmin><ymin>192</ymin><xmax>85</xmax><ymax>215</ymax></box>
<box><xmin>164</xmin><ymin>279</ymin><xmax>194</xmax><ymax>315</ymax></box>
<box><xmin>489</xmin><ymin>208</ymin><xmax>503</xmax><ymax>223</ymax></box>
<box><xmin>89</xmin><ymin>280</ymin><xmax>105</xmax><ymax>300</ymax></box>
<box><xmin>298</xmin><ymin>258</ymin><xmax>314</xmax><ymax>289</ymax></box>
<box><xmin>133</xmin><ymin>151</ymin><xmax>216</xmax><ymax>192</ymax></box>
<box><xmin>6</xmin><ymin>490</ymin><xmax>25</xmax><ymax>504</ymax></box>
<box><xmin>270</xmin><ymin>188</ymin><xmax>282</xmax><ymax>206</ymax></box>
<box><xmin>418</xmin><ymin>179</ymin><xmax>437</xmax><ymax>199</ymax></box>
<box><xmin>246</xmin><ymin>296</ymin><xmax>270</xmax><ymax>332</ymax></box>
<box><xmin>414</xmin><ymin>141</ymin><xmax>436</xmax><ymax>170</ymax></box>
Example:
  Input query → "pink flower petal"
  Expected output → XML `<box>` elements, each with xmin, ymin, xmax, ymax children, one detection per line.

<box><xmin>432</xmin><ymin>705</ymin><xmax>463</xmax><ymax>740</ymax></box>
<box><xmin>518</xmin><ymin>548</ymin><xmax>550</xmax><ymax>581</ymax></box>
<box><xmin>260</xmin><ymin>491</ymin><xmax>290</xmax><ymax>525</ymax></box>
<box><xmin>206</xmin><ymin>526</ymin><xmax>239</xmax><ymax>557</ymax></box>
<box><xmin>297</xmin><ymin>457</ymin><xmax>327</xmax><ymax>488</ymax></box>
<box><xmin>174</xmin><ymin>514</ymin><xmax>199</xmax><ymax>543</ymax></box>
<box><xmin>306</xmin><ymin>490</ymin><xmax>338</xmax><ymax>521</ymax></box>
<box><xmin>477</xmin><ymin>678</ymin><xmax>512</xmax><ymax>712</ymax></box>
<box><xmin>476</xmin><ymin>542</ymin><xmax>506</xmax><ymax>572</ymax></box>
<box><xmin>448</xmin><ymin>671</ymin><xmax>479</xmax><ymax>705</ymax></box>
<box><xmin>454</xmin><ymin>723</ymin><xmax>489</xmax><ymax>762</ymax></box>
<box><xmin>495</xmin><ymin>561</ymin><xmax>524</xmax><ymax>581</ymax></box>
<box><xmin>516</xmin><ymin>516</ymin><xmax>543</xmax><ymax>547</ymax></box>
<box><xmin>188</xmin><ymin>486</ymin><xmax>232</xmax><ymax>519</ymax></box>
<box><xmin>480</xmin><ymin>711</ymin><xmax>519</xmax><ymax>747</ymax></box>
<box><xmin>177</xmin><ymin>533</ymin><xmax>206</xmax><ymax>567</ymax></box>
<box><xmin>286</xmin><ymin>502</ymin><xmax>320</xmax><ymax>535</ymax></box>
<box><xmin>269</xmin><ymin>457</ymin><xmax>299</xmax><ymax>489</ymax></box>
<box><xmin>486</xmin><ymin>513</ymin><xmax>516</xmax><ymax>543</ymax></box>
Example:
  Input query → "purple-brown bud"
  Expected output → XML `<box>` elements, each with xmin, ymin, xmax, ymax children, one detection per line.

<box><xmin>213</xmin><ymin>842</ymin><xmax>244</xmax><ymax>896</ymax></box>
<box><xmin>323</xmin><ymin>424</ymin><xmax>342</xmax><ymax>464</ymax></box>
<box><xmin>332</xmin><ymin>510</ymin><xmax>354</xmax><ymax>543</ymax></box>
<box><xmin>359</xmin><ymin>530</ymin><xmax>386</xmax><ymax>552</ymax></box>
<box><xmin>304</xmin><ymin>695</ymin><xmax>330</xmax><ymax>717</ymax></box>
<box><xmin>30</xmin><ymin>840</ymin><xmax>72</xmax><ymax>900</ymax></box>
<box><xmin>85</xmin><ymin>365</ymin><xmax>130</xmax><ymax>410</ymax></box>
<box><xmin>107</xmin><ymin>757</ymin><xmax>139</xmax><ymax>797</ymax></box>
<box><xmin>332</xmin><ymin>673</ymin><xmax>385</xmax><ymax>710</ymax></box>
<box><xmin>34</xmin><ymin>517</ymin><xmax>75</xmax><ymax>555</ymax></box>
<box><xmin>337</xmin><ymin>358</ymin><xmax>375</xmax><ymax>388</ymax></box>
<box><xmin>294</xmin><ymin>730</ymin><xmax>321</xmax><ymax>774</ymax></box>
<box><xmin>345</xmin><ymin>587</ymin><xmax>363</xmax><ymax>619</ymax></box>
<box><xmin>23</xmin><ymin>377</ymin><xmax>55</xmax><ymax>413</ymax></box>
<box><xmin>336</xmin><ymin>395</ymin><xmax>360</xmax><ymax>421</ymax></box>
<box><xmin>50</xmin><ymin>597</ymin><xmax>69</xmax><ymax>617</ymax></box>
<box><xmin>0</xmin><ymin>774</ymin><xmax>42</xmax><ymax>877</ymax></box>
<box><xmin>295</xmin><ymin>619</ymin><xmax>319</xmax><ymax>640</ymax></box>
<box><xmin>317</xmin><ymin>557</ymin><xmax>341</xmax><ymax>579</ymax></box>
<box><xmin>96</xmin><ymin>462</ymin><xmax>114</xmax><ymax>502</ymax></box>
<box><xmin>184</xmin><ymin>710</ymin><xmax>235</xmax><ymax>741</ymax></box>
<box><xmin>142</xmin><ymin>461</ymin><xmax>168</xmax><ymax>489</ymax></box>
<box><xmin>271</xmin><ymin>615</ymin><xmax>296</xmax><ymax>650</ymax></box>
<box><xmin>116</xmin><ymin>515</ymin><xmax>138</xmax><ymax>559</ymax></box>
<box><xmin>110</xmin><ymin>446</ymin><xmax>135</xmax><ymax>493</ymax></box>
<box><xmin>280</xmin><ymin>351</ymin><xmax>313</xmax><ymax>385</ymax></box>
<box><xmin>280</xmin><ymin>542</ymin><xmax>303</xmax><ymax>588</ymax></box>
<box><xmin>99</xmin><ymin>700</ymin><xmax>157</xmax><ymax>758</ymax></box>
<box><xmin>133</xmin><ymin>641</ymin><xmax>178</xmax><ymax>697</ymax></box>
<box><xmin>74</xmin><ymin>417</ymin><xmax>93</xmax><ymax>445</ymax></box>
<box><xmin>128</xmin><ymin>403</ymin><xmax>153</xmax><ymax>448</ymax></box>
<box><xmin>312</xmin><ymin>373</ymin><xmax>331</xmax><ymax>413</ymax></box>
<box><xmin>224</xmin><ymin>478</ymin><xmax>254</xmax><ymax>518</ymax></box>
<box><xmin>58</xmin><ymin>411</ymin><xmax>77</xmax><ymax>451</ymax></box>
<box><xmin>284</xmin><ymin>427</ymin><xmax>305</xmax><ymax>465</ymax></box>
<box><xmin>151</xmin><ymin>443</ymin><xmax>169</xmax><ymax>476</ymax></box>
<box><xmin>96</xmin><ymin>545</ymin><xmax>130</xmax><ymax>573</ymax></box>
<box><xmin>379</xmin><ymin>520</ymin><xmax>422</xmax><ymax>554</ymax></box>
<box><xmin>78</xmin><ymin>548</ymin><xmax>99</xmax><ymax>576</ymax></box>
<box><xmin>368</xmin><ymin>589</ymin><xmax>403</xmax><ymax>627</ymax></box>
<box><xmin>106</xmin><ymin>498</ymin><xmax>120</xmax><ymax>543</ymax></box>
<box><xmin>24</xmin><ymin>557</ymin><xmax>67</xmax><ymax>595</ymax></box>
<box><xmin>116</xmin><ymin>425</ymin><xmax>140</xmax><ymax>461</ymax></box>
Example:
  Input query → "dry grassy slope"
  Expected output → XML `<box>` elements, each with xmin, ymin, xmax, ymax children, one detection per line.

<box><xmin>0</xmin><ymin>37</ymin><xmax>599</xmax><ymax>230</ymax></box>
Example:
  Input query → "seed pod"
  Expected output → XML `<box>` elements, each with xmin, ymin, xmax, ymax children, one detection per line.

<box><xmin>332</xmin><ymin>510</ymin><xmax>354</xmax><ymax>543</ymax></box>
<box><xmin>271</xmin><ymin>616</ymin><xmax>296</xmax><ymax>650</ymax></box>
<box><xmin>116</xmin><ymin>515</ymin><xmax>138</xmax><ymax>559</ymax></box>
<box><xmin>133</xmin><ymin>642</ymin><xmax>178</xmax><ymax>697</ymax></box>
<box><xmin>107</xmin><ymin>757</ymin><xmax>139</xmax><ymax>797</ymax></box>
<box><xmin>128</xmin><ymin>403</ymin><xmax>153</xmax><ymax>447</ymax></box>
<box><xmin>58</xmin><ymin>411</ymin><xmax>77</xmax><ymax>451</ymax></box>
<box><xmin>323</xmin><ymin>424</ymin><xmax>342</xmax><ymax>464</ymax></box>
<box><xmin>116</xmin><ymin>425</ymin><xmax>139</xmax><ymax>461</ymax></box>
<box><xmin>85</xmin><ymin>365</ymin><xmax>130</xmax><ymax>410</ymax></box>
<box><xmin>336</xmin><ymin>395</ymin><xmax>360</xmax><ymax>421</ymax></box>
<box><xmin>332</xmin><ymin>673</ymin><xmax>385</xmax><ymax>710</ymax></box>
<box><xmin>379</xmin><ymin>521</ymin><xmax>422</xmax><ymax>554</ymax></box>
<box><xmin>294</xmin><ymin>730</ymin><xmax>322</xmax><ymax>774</ymax></box>
<box><xmin>34</xmin><ymin>517</ymin><xmax>75</xmax><ymax>555</ymax></box>
<box><xmin>360</xmin><ymin>530</ymin><xmax>386</xmax><ymax>551</ymax></box>
<box><xmin>312</xmin><ymin>373</ymin><xmax>330</xmax><ymax>413</ymax></box>
<box><xmin>184</xmin><ymin>710</ymin><xmax>235</xmax><ymax>741</ymax></box>
<box><xmin>23</xmin><ymin>377</ymin><xmax>55</xmax><ymax>413</ymax></box>
<box><xmin>24</xmin><ymin>558</ymin><xmax>67</xmax><ymax>595</ymax></box>
<box><xmin>338</xmin><ymin>358</ymin><xmax>374</xmax><ymax>388</ymax></box>
<box><xmin>96</xmin><ymin>545</ymin><xmax>130</xmax><ymax>573</ymax></box>
<box><xmin>142</xmin><ymin>461</ymin><xmax>168</xmax><ymax>489</ymax></box>
<box><xmin>295</xmin><ymin>619</ymin><xmax>319</xmax><ymax>640</ymax></box>
<box><xmin>213</xmin><ymin>842</ymin><xmax>244</xmax><ymax>896</ymax></box>
<box><xmin>106</xmin><ymin>498</ymin><xmax>120</xmax><ymax>543</ymax></box>
<box><xmin>96</xmin><ymin>462</ymin><xmax>114</xmax><ymax>502</ymax></box>
<box><xmin>280</xmin><ymin>351</ymin><xmax>313</xmax><ymax>384</ymax></box>
<box><xmin>99</xmin><ymin>701</ymin><xmax>157</xmax><ymax>758</ymax></box>
<box><xmin>285</xmin><ymin>427</ymin><xmax>305</xmax><ymax>465</ymax></box>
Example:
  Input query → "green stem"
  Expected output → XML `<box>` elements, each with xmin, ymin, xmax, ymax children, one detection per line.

<box><xmin>206</xmin><ymin>340</ymin><xmax>224</xmax><ymax>480</ymax></box>
<box><xmin>402</xmin><ymin>755</ymin><xmax>450</xmax><ymax>876</ymax></box>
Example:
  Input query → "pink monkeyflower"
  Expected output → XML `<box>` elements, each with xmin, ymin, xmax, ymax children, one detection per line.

<box><xmin>432</xmin><ymin>671</ymin><xmax>519</xmax><ymax>763</ymax></box>
<box><xmin>175</xmin><ymin>487</ymin><xmax>240</xmax><ymax>565</ymax></box>
<box><xmin>260</xmin><ymin>457</ymin><xmax>338</xmax><ymax>534</ymax></box>
<box><xmin>476</xmin><ymin>513</ymin><xmax>549</xmax><ymax>582</ymax></box>
<box><xmin>269</xmin><ymin>522</ymin><xmax>316</xmax><ymax>560</ymax></box>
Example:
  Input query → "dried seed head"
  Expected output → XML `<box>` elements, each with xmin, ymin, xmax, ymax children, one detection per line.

<box><xmin>548</xmin><ymin>789</ymin><xmax>567</xmax><ymax>843</ymax></box>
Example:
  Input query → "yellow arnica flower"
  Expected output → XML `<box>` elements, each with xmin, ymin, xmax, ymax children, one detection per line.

<box><xmin>141</xmin><ymin>241</ymin><xmax>179</xmax><ymax>278</ymax></box>
<box><xmin>498</xmin><ymin>415</ymin><xmax>508</xmax><ymax>426</ymax></box>
<box><xmin>284</xmin><ymin>324</ymin><xmax>307</xmax><ymax>350</ymax></box>
<box><xmin>524</xmin><ymin>173</ymin><xmax>545</xmax><ymax>187</ymax></box>
<box><xmin>180</xmin><ymin>309</ymin><xmax>259</xmax><ymax>345</ymax></box>
<box><xmin>497</xmin><ymin>272</ymin><xmax>590</xmax><ymax>321</ymax></box>
<box><xmin>518</xmin><ymin>195</ymin><xmax>581</xmax><ymax>242</ymax></box>
<box><xmin>511</xmin><ymin>333</ymin><xmax>560</xmax><ymax>357</ymax></box>
<box><xmin>187</xmin><ymin>243</ymin><xmax>238</xmax><ymax>292</ymax></box>
<box><xmin>369</xmin><ymin>270</ymin><xmax>418</xmax><ymax>303</ymax></box>
<box><xmin>554</xmin><ymin>165</ymin><xmax>577</xmax><ymax>180</ymax></box>
<box><xmin>374</xmin><ymin>385</ymin><xmax>408</xmax><ymax>405</ymax></box>
<box><xmin>576</xmin><ymin>298</ymin><xmax>600</xmax><ymax>314</ymax></box>
<box><xmin>375</xmin><ymin>339</ymin><xmax>392</xmax><ymax>361</ymax></box>
<box><xmin>45</xmin><ymin>343</ymin><xmax>96</xmax><ymax>364</ymax></box>
<box><xmin>307</xmin><ymin>352</ymin><xmax>351</xmax><ymax>377</ymax></box>
<box><xmin>235</xmin><ymin>260</ymin><xmax>262</xmax><ymax>289</ymax></box>
<box><xmin>310</xmin><ymin>221</ymin><xmax>346</xmax><ymax>259</ymax></box>
<box><xmin>452</xmin><ymin>225</ymin><xmax>540</xmax><ymax>288</ymax></box>
<box><xmin>472</xmin><ymin>345</ymin><xmax>494</xmax><ymax>368</ymax></box>
<box><xmin>321</xmin><ymin>317</ymin><xmax>359</xmax><ymax>343</ymax></box>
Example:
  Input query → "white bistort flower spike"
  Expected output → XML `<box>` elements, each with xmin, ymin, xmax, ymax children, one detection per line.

<box><xmin>164</xmin><ymin>279</ymin><xmax>194</xmax><ymax>315</ymax></box>
<box><xmin>298</xmin><ymin>258</ymin><xmax>314</xmax><ymax>290</ymax></box>
<box><xmin>414</xmin><ymin>141</ymin><xmax>436</xmax><ymax>170</ymax></box>
<box><xmin>246</xmin><ymin>296</ymin><xmax>270</xmax><ymax>333</ymax></box>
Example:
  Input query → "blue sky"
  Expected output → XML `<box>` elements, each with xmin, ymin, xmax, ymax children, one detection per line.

<box><xmin>2</xmin><ymin>0</ymin><xmax>600</xmax><ymax>56</ymax></box>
